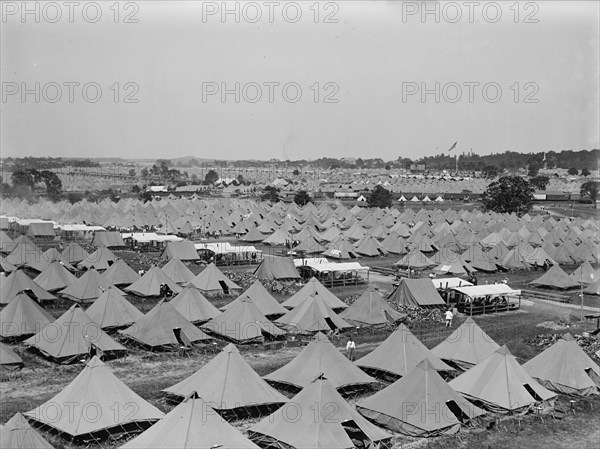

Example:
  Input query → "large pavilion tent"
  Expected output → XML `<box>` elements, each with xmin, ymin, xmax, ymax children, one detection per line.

<box><xmin>125</xmin><ymin>266</ymin><xmax>182</xmax><ymax>297</ymax></box>
<box><xmin>431</xmin><ymin>316</ymin><xmax>500</xmax><ymax>370</ymax></box>
<box><xmin>248</xmin><ymin>377</ymin><xmax>392</xmax><ymax>449</ymax></box>
<box><xmin>0</xmin><ymin>269</ymin><xmax>56</xmax><ymax>306</ymax></box>
<box><xmin>162</xmin><ymin>343</ymin><xmax>287</xmax><ymax>419</ymax></box>
<box><xmin>263</xmin><ymin>332</ymin><xmax>376</xmax><ymax>394</ymax></box>
<box><xmin>187</xmin><ymin>263</ymin><xmax>242</xmax><ymax>295</ymax></box>
<box><xmin>221</xmin><ymin>279</ymin><xmax>287</xmax><ymax>318</ymax></box>
<box><xmin>276</xmin><ymin>294</ymin><xmax>352</xmax><ymax>335</ymax></box>
<box><xmin>25</xmin><ymin>356</ymin><xmax>163</xmax><ymax>442</ymax></box>
<box><xmin>0</xmin><ymin>412</ymin><xmax>54</xmax><ymax>449</ymax></box>
<box><xmin>356</xmin><ymin>323</ymin><xmax>452</xmax><ymax>381</ymax></box>
<box><xmin>0</xmin><ymin>293</ymin><xmax>54</xmax><ymax>339</ymax></box>
<box><xmin>202</xmin><ymin>298</ymin><xmax>285</xmax><ymax>344</ymax></box>
<box><xmin>24</xmin><ymin>304</ymin><xmax>126</xmax><ymax>363</ymax></box>
<box><xmin>357</xmin><ymin>358</ymin><xmax>485</xmax><ymax>437</ymax></box>
<box><xmin>523</xmin><ymin>333</ymin><xmax>600</xmax><ymax>397</ymax></box>
<box><xmin>340</xmin><ymin>287</ymin><xmax>406</xmax><ymax>327</ymax></box>
<box><xmin>169</xmin><ymin>286</ymin><xmax>221</xmax><ymax>324</ymax></box>
<box><xmin>85</xmin><ymin>287</ymin><xmax>144</xmax><ymax>331</ymax></box>
<box><xmin>449</xmin><ymin>345</ymin><xmax>557</xmax><ymax>415</ymax></box>
<box><xmin>119</xmin><ymin>300</ymin><xmax>211</xmax><ymax>350</ymax></box>
<box><xmin>120</xmin><ymin>393</ymin><xmax>260</xmax><ymax>449</ymax></box>
<box><xmin>281</xmin><ymin>277</ymin><xmax>348</xmax><ymax>311</ymax></box>
<box><xmin>387</xmin><ymin>278</ymin><xmax>446</xmax><ymax>308</ymax></box>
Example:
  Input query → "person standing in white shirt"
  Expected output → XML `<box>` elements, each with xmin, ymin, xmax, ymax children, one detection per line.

<box><xmin>346</xmin><ymin>339</ymin><xmax>356</xmax><ymax>361</ymax></box>
<box><xmin>444</xmin><ymin>309</ymin><xmax>453</xmax><ymax>327</ymax></box>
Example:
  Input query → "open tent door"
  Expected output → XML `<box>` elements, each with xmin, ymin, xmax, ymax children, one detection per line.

<box><xmin>445</xmin><ymin>400</ymin><xmax>470</xmax><ymax>423</ymax></box>
<box><xmin>219</xmin><ymin>280</ymin><xmax>229</xmax><ymax>295</ymax></box>
<box><xmin>523</xmin><ymin>384</ymin><xmax>543</xmax><ymax>402</ymax></box>
<box><xmin>341</xmin><ymin>419</ymin><xmax>370</xmax><ymax>449</ymax></box>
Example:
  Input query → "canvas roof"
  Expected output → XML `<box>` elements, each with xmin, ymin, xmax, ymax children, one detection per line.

<box><xmin>340</xmin><ymin>287</ymin><xmax>406</xmax><ymax>327</ymax></box>
<box><xmin>388</xmin><ymin>278</ymin><xmax>446</xmax><ymax>308</ymax></box>
<box><xmin>25</xmin><ymin>356</ymin><xmax>163</xmax><ymax>440</ymax></box>
<box><xmin>356</xmin><ymin>323</ymin><xmax>452</xmax><ymax>380</ymax></box>
<box><xmin>60</xmin><ymin>268</ymin><xmax>124</xmax><ymax>303</ymax></box>
<box><xmin>24</xmin><ymin>304</ymin><xmax>126</xmax><ymax>363</ymax></box>
<box><xmin>523</xmin><ymin>334</ymin><xmax>600</xmax><ymax>397</ymax></box>
<box><xmin>33</xmin><ymin>261</ymin><xmax>77</xmax><ymax>292</ymax></box>
<box><xmin>0</xmin><ymin>293</ymin><xmax>54</xmax><ymax>339</ymax></box>
<box><xmin>125</xmin><ymin>266</ymin><xmax>182</xmax><ymax>297</ymax></box>
<box><xmin>281</xmin><ymin>277</ymin><xmax>347</xmax><ymax>310</ymax></box>
<box><xmin>263</xmin><ymin>332</ymin><xmax>376</xmax><ymax>393</ymax></box>
<box><xmin>431</xmin><ymin>316</ymin><xmax>500</xmax><ymax>369</ymax></box>
<box><xmin>160</xmin><ymin>258</ymin><xmax>195</xmax><ymax>284</ymax></box>
<box><xmin>276</xmin><ymin>294</ymin><xmax>352</xmax><ymax>334</ymax></box>
<box><xmin>202</xmin><ymin>298</ymin><xmax>285</xmax><ymax>343</ymax></box>
<box><xmin>78</xmin><ymin>246</ymin><xmax>117</xmax><ymax>271</ymax></box>
<box><xmin>0</xmin><ymin>269</ymin><xmax>56</xmax><ymax>306</ymax></box>
<box><xmin>102</xmin><ymin>259</ymin><xmax>140</xmax><ymax>286</ymax></box>
<box><xmin>253</xmin><ymin>255</ymin><xmax>300</xmax><ymax>280</ymax></box>
<box><xmin>449</xmin><ymin>345</ymin><xmax>557</xmax><ymax>414</ymax></box>
<box><xmin>0</xmin><ymin>342</ymin><xmax>23</xmax><ymax>369</ymax></box>
<box><xmin>0</xmin><ymin>412</ymin><xmax>54</xmax><ymax>449</ymax></box>
<box><xmin>119</xmin><ymin>300</ymin><xmax>211</xmax><ymax>349</ymax></box>
<box><xmin>85</xmin><ymin>287</ymin><xmax>144</xmax><ymax>330</ymax></box>
<box><xmin>91</xmin><ymin>231</ymin><xmax>125</xmax><ymax>248</ymax></box>
<box><xmin>170</xmin><ymin>286</ymin><xmax>221</xmax><ymax>324</ymax></box>
<box><xmin>187</xmin><ymin>263</ymin><xmax>241</xmax><ymax>294</ymax></box>
<box><xmin>162</xmin><ymin>343</ymin><xmax>287</xmax><ymax>417</ymax></box>
<box><xmin>61</xmin><ymin>242</ymin><xmax>88</xmax><ymax>264</ymax></box>
<box><xmin>249</xmin><ymin>377</ymin><xmax>391</xmax><ymax>449</ymax></box>
<box><xmin>221</xmin><ymin>280</ymin><xmax>287</xmax><ymax>317</ymax></box>
<box><xmin>160</xmin><ymin>241</ymin><xmax>199</xmax><ymax>261</ymax></box>
<box><xmin>530</xmin><ymin>264</ymin><xmax>579</xmax><ymax>289</ymax></box>
<box><xmin>120</xmin><ymin>393</ymin><xmax>259</xmax><ymax>449</ymax></box>
<box><xmin>357</xmin><ymin>359</ymin><xmax>485</xmax><ymax>437</ymax></box>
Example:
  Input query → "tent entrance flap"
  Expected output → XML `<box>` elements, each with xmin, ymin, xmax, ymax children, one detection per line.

<box><xmin>219</xmin><ymin>280</ymin><xmax>229</xmax><ymax>295</ymax></box>
<box><xmin>446</xmin><ymin>400</ymin><xmax>470</xmax><ymax>423</ymax></box>
<box><xmin>523</xmin><ymin>384</ymin><xmax>542</xmax><ymax>402</ymax></box>
<box><xmin>341</xmin><ymin>419</ymin><xmax>370</xmax><ymax>449</ymax></box>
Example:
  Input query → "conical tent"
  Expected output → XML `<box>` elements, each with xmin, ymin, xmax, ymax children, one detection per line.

<box><xmin>276</xmin><ymin>294</ymin><xmax>352</xmax><ymax>335</ymax></box>
<box><xmin>449</xmin><ymin>345</ymin><xmax>557</xmax><ymax>414</ymax></box>
<box><xmin>120</xmin><ymin>393</ymin><xmax>260</xmax><ymax>449</ymax></box>
<box><xmin>61</xmin><ymin>242</ymin><xmax>88</xmax><ymax>264</ymax></box>
<box><xmin>253</xmin><ymin>255</ymin><xmax>300</xmax><ymax>280</ymax></box>
<box><xmin>170</xmin><ymin>286</ymin><xmax>221</xmax><ymax>324</ymax></box>
<box><xmin>281</xmin><ymin>277</ymin><xmax>348</xmax><ymax>310</ymax></box>
<box><xmin>0</xmin><ymin>256</ymin><xmax>16</xmax><ymax>273</ymax></box>
<box><xmin>85</xmin><ymin>287</ymin><xmax>144</xmax><ymax>330</ymax></box>
<box><xmin>0</xmin><ymin>293</ymin><xmax>54</xmax><ymax>339</ymax></box>
<box><xmin>431</xmin><ymin>316</ymin><xmax>500</xmax><ymax>370</ymax></box>
<box><xmin>264</xmin><ymin>332</ymin><xmax>376</xmax><ymax>394</ymax></box>
<box><xmin>60</xmin><ymin>268</ymin><xmax>124</xmax><ymax>303</ymax></box>
<box><xmin>24</xmin><ymin>304</ymin><xmax>127</xmax><ymax>363</ymax></box>
<box><xmin>187</xmin><ymin>263</ymin><xmax>241</xmax><ymax>296</ymax></box>
<box><xmin>25</xmin><ymin>356</ymin><xmax>163</xmax><ymax>442</ymax></box>
<box><xmin>160</xmin><ymin>258</ymin><xmax>195</xmax><ymax>284</ymax></box>
<box><xmin>221</xmin><ymin>280</ymin><xmax>287</xmax><ymax>318</ymax></box>
<box><xmin>78</xmin><ymin>246</ymin><xmax>117</xmax><ymax>271</ymax></box>
<box><xmin>340</xmin><ymin>287</ymin><xmax>406</xmax><ymax>327</ymax></box>
<box><xmin>584</xmin><ymin>277</ymin><xmax>600</xmax><ymax>295</ymax></box>
<box><xmin>249</xmin><ymin>377</ymin><xmax>392</xmax><ymax>449</ymax></box>
<box><xmin>354</xmin><ymin>235</ymin><xmax>386</xmax><ymax>257</ymax></box>
<box><xmin>125</xmin><ymin>266</ymin><xmax>182</xmax><ymax>297</ymax></box>
<box><xmin>0</xmin><ymin>342</ymin><xmax>23</xmax><ymax>369</ymax></box>
<box><xmin>102</xmin><ymin>259</ymin><xmax>140</xmax><ymax>286</ymax></box>
<box><xmin>356</xmin><ymin>323</ymin><xmax>452</xmax><ymax>381</ymax></box>
<box><xmin>570</xmin><ymin>261</ymin><xmax>598</xmax><ymax>285</ymax></box>
<box><xmin>119</xmin><ymin>300</ymin><xmax>211</xmax><ymax>350</ymax></box>
<box><xmin>530</xmin><ymin>264</ymin><xmax>579</xmax><ymax>289</ymax></box>
<box><xmin>523</xmin><ymin>334</ymin><xmax>600</xmax><ymax>397</ymax></box>
<box><xmin>202</xmin><ymin>298</ymin><xmax>285</xmax><ymax>344</ymax></box>
<box><xmin>357</xmin><ymin>359</ymin><xmax>485</xmax><ymax>437</ymax></box>
<box><xmin>0</xmin><ymin>269</ymin><xmax>56</xmax><ymax>306</ymax></box>
<box><xmin>162</xmin><ymin>344</ymin><xmax>287</xmax><ymax>419</ymax></box>
<box><xmin>5</xmin><ymin>239</ymin><xmax>43</xmax><ymax>266</ymax></box>
<box><xmin>394</xmin><ymin>251</ymin><xmax>436</xmax><ymax>270</ymax></box>
<box><xmin>33</xmin><ymin>261</ymin><xmax>77</xmax><ymax>292</ymax></box>
<box><xmin>0</xmin><ymin>412</ymin><xmax>54</xmax><ymax>449</ymax></box>
<box><xmin>388</xmin><ymin>278</ymin><xmax>446</xmax><ymax>308</ymax></box>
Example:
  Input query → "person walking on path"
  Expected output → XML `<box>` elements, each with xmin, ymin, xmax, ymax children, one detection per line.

<box><xmin>445</xmin><ymin>309</ymin><xmax>453</xmax><ymax>327</ymax></box>
<box><xmin>346</xmin><ymin>339</ymin><xmax>356</xmax><ymax>361</ymax></box>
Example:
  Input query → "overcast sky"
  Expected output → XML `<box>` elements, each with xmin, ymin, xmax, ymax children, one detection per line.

<box><xmin>1</xmin><ymin>1</ymin><xmax>599</xmax><ymax>161</ymax></box>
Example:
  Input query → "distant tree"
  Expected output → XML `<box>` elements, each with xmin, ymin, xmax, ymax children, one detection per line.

<box><xmin>368</xmin><ymin>185</ymin><xmax>393</xmax><ymax>208</ymax></box>
<box><xmin>128</xmin><ymin>169</ymin><xmax>136</xmax><ymax>177</ymax></box>
<box><xmin>482</xmin><ymin>176</ymin><xmax>534</xmax><ymax>216</ymax></box>
<box><xmin>385</xmin><ymin>164</ymin><xmax>391</xmax><ymax>170</ymax></box>
<box><xmin>156</xmin><ymin>159</ymin><xmax>172</xmax><ymax>167</ymax></box>
<box><xmin>190</xmin><ymin>174</ymin><xmax>198</xmax><ymax>184</ymax></box>
<box><xmin>294</xmin><ymin>190</ymin><xmax>311</xmax><ymax>206</ymax></box>
<box><xmin>483</xmin><ymin>165</ymin><xmax>498</xmax><ymax>179</ymax></box>
<box><xmin>527</xmin><ymin>159</ymin><xmax>541</xmax><ymax>178</ymax></box>
<box><xmin>40</xmin><ymin>170</ymin><xmax>62</xmax><ymax>200</ymax></box>
<box><xmin>237</xmin><ymin>174</ymin><xmax>244</xmax><ymax>184</ymax></box>
<box><xmin>581</xmin><ymin>181</ymin><xmax>599</xmax><ymax>204</ymax></box>
<box><xmin>530</xmin><ymin>175</ymin><xmax>550</xmax><ymax>191</ymax></box>
<box><xmin>355</xmin><ymin>158</ymin><xmax>364</xmax><ymax>168</ymax></box>
<box><xmin>292</xmin><ymin>168</ymin><xmax>300</xmax><ymax>176</ymax></box>
<box><xmin>140</xmin><ymin>168</ymin><xmax>149</xmax><ymax>178</ymax></box>
<box><xmin>581</xmin><ymin>168</ymin><xmax>591</xmax><ymax>177</ymax></box>
<box><xmin>139</xmin><ymin>191</ymin><xmax>153</xmax><ymax>203</ymax></box>
<box><xmin>261</xmin><ymin>186</ymin><xmax>280</xmax><ymax>203</ymax></box>
<box><xmin>1</xmin><ymin>182</ymin><xmax>11</xmax><ymax>197</ymax></box>
<box><xmin>568</xmin><ymin>167</ymin><xmax>579</xmax><ymax>176</ymax></box>
<box><xmin>204</xmin><ymin>169</ymin><xmax>219</xmax><ymax>185</ymax></box>
<box><xmin>66</xmin><ymin>192</ymin><xmax>83</xmax><ymax>204</ymax></box>
<box><xmin>131</xmin><ymin>184</ymin><xmax>141</xmax><ymax>194</ymax></box>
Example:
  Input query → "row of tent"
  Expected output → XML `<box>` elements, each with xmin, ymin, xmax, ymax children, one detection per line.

<box><xmin>3</xmin><ymin>317</ymin><xmax>599</xmax><ymax>448</ymax></box>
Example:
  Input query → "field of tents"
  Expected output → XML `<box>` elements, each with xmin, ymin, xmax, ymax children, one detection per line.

<box><xmin>1</xmin><ymin>197</ymin><xmax>599</xmax><ymax>449</ymax></box>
